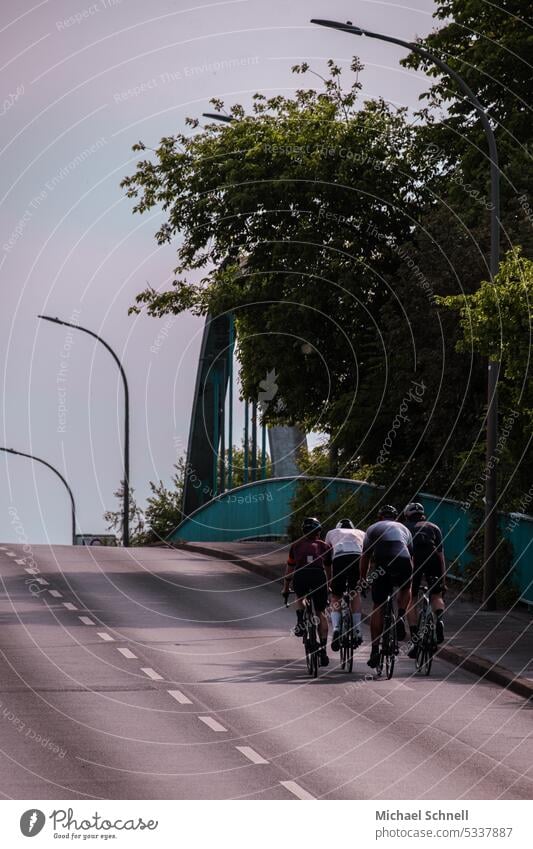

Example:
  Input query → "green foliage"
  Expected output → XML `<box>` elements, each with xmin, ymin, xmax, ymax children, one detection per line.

<box><xmin>103</xmin><ymin>481</ymin><xmax>146</xmax><ymax>545</ymax></box>
<box><xmin>143</xmin><ymin>456</ymin><xmax>186</xmax><ymax>543</ymax></box>
<box><xmin>122</xmin><ymin>60</ymin><xmax>434</xmax><ymax>433</ymax></box>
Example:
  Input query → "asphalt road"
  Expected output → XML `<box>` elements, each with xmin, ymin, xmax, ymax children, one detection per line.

<box><xmin>0</xmin><ymin>544</ymin><xmax>531</xmax><ymax>800</ymax></box>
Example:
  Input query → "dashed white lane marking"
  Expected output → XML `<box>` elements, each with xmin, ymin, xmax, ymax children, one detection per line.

<box><xmin>6</xmin><ymin>551</ymin><xmax>16</xmax><ymax>557</ymax></box>
<box><xmin>117</xmin><ymin>648</ymin><xmax>137</xmax><ymax>659</ymax></box>
<box><xmin>236</xmin><ymin>746</ymin><xmax>268</xmax><ymax>765</ymax></box>
<box><xmin>167</xmin><ymin>689</ymin><xmax>193</xmax><ymax>705</ymax></box>
<box><xmin>79</xmin><ymin>616</ymin><xmax>95</xmax><ymax>626</ymax></box>
<box><xmin>15</xmin><ymin>559</ymin><xmax>25</xmax><ymax>565</ymax></box>
<box><xmin>48</xmin><ymin>590</ymin><xmax>63</xmax><ymax>598</ymax></box>
<box><xmin>63</xmin><ymin>602</ymin><xmax>77</xmax><ymax>611</ymax></box>
<box><xmin>141</xmin><ymin>667</ymin><xmax>163</xmax><ymax>681</ymax></box>
<box><xmin>280</xmin><ymin>780</ymin><xmax>315</xmax><ymax>800</ymax></box>
<box><xmin>35</xmin><ymin>577</ymin><xmax>49</xmax><ymax>586</ymax></box>
<box><xmin>25</xmin><ymin>568</ymin><xmax>38</xmax><ymax>574</ymax></box>
<box><xmin>199</xmin><ymin>716</ymin><xmax>227</xmax><ymax>733</ymax></box>
<box><xmin>97</xmin><ymin>632</ymin><xmax>114</xmax><ymax>642</ymax></box>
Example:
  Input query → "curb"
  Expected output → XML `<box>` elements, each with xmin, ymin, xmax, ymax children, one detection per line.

<box><xmin>437</xmin><ymin>645</ymin><xmax>533</xmax><ymax>701</ymax></box>
<box><xmin>170</xmin><ymin>541</ymin><xmax>282</xmax><ymax>583</ymax></box>
<box><xmin>171</xmin><ymin>542</ymin><xmax>532</xmax><ymax>701</ymax></box>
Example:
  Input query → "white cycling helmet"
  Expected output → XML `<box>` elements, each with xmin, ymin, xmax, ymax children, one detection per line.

<box><xmin>336</xmin><ymin>519</ymin><xmax>355</xmax><ymax>529</ymax></box>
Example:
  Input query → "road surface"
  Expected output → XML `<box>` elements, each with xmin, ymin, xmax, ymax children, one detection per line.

<box><xmin>0</xmin><ymin>544</ymin><xmax>531</xmax><ymax>799</ymax></box>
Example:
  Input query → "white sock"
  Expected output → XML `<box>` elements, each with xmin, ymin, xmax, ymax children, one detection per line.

<box><xmin>331</xmin><ymin>611</ymin><xmax>341</xmax><ymax>630</ymax></box>
<box><xmin>352</xmin><ymin>612</ymin><xmax>362</xmax><ymax>630</ymax></box>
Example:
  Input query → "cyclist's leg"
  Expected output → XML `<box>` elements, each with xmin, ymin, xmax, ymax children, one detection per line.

<box><xmin>291</xmin><ymin>569</ymin><xmax>308</xmax><ymax>636</ymax></box>
<box><xmin>390</xmin><ymin>557</ymin><xmax>412</xmax><ymax>640</ymax></box>
<box><xmin>310</xmin><ymin>571</ymin><xmax>329</xmax><ymax>666</ymax></box>
<box><xmin>368</xmin><ymin>564</ymin><xmax>389</xmax><ymax>667</ymax></box>
<box><xmin>348</xmin><ymin>555</ymin><xmax>362</xmax><ymax>639</ymax></box>
<box><xmin>428</xmin><ymin>560</ymin><xmax>445</xmax><ymax>642</ymax></box>
<box><xmin>329</xmin><ymin>555</ymin><xmax>348</xmax><ymax>643</ymax></box>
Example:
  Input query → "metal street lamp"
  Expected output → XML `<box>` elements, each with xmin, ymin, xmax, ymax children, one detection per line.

<box><xmin>38</xmin><ymin>315</ymin><xmax>131</xmax><ymax>547</ymax></box>
<box><xmin>311</xmin><ymin>18</ymin><xmax>501</xmax><ymax>608</ymax></box>
<box><xmin>1</xmin><ymin>447</ymin><xmax>77</xmax><ymax>545</ymax></box>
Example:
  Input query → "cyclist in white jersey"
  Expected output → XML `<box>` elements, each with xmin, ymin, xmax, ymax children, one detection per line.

<box><xmin>325</xmin><ymin>519</ymin><xmax>365</xmax><ymax>652</ymax></box>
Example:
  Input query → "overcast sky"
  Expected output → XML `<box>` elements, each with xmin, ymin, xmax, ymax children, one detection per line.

<box><xmin>1</xmin><ymin>0</ymin><xmax>438</xmax><ymax>544</ymax></box>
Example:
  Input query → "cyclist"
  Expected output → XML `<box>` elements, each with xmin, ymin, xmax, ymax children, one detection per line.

<box><xmin>360</xmin><ymin>505</ymin><xmax>413</xmax><ymax>669</ymax></box>
<box><xmin>403</xmin><ymin>502</ymin><xmax>446</xmax><ymax>657</ymax></box>
<box><xmin>324</xmin><ymin>519</ymin><xmax>365</xmax><ymax>652</ymax></box>
<box><xmin>282</xmin><ymin>517</ymin><xmax>332</xmax><ymax>667</ymax></box>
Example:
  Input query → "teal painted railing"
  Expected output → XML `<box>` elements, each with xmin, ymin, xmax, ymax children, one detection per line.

<box><xmin>169</xmin><ymin>477</ymin><xmax>533</xmax><ymax>604</ymax></box>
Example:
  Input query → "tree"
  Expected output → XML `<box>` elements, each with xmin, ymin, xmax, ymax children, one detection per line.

<box><xmin>438</xmin><ymin>248</ymin><xmax>533</xmax><ymax>507</ymax></box>
<box><xmin>143</xmin><ymin>456</ymin><xmax>186</xmax><ymax>543</ymax></box>
<box><xmin>402</xmin><ymin>0</ymin><xmax>532</xmax><ymax>254</ymax></box>
<box><xmin>122</xmin><ymin>60</ymin><xmax>435</xmax><ymax>433</ymax></box>
<box><xmin>104</xmin><ymin>481</ymin><xmax>145</xmax><ymax>545</ymax></box>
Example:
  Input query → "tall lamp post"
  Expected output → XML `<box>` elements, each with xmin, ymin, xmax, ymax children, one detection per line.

<box><xmin>311</xmin><ymin>18</ymin><xmax>501</xmax><ymax>609</ymax></box>
<box><xmin>1</xmin><ymin>446</ymin><xmax>77</xmax><ymax>545</ymax></box>
<box><xmin>38</xmin><ymin>315</ymin><xmax>130</xmax><ymax>548</ymax></box>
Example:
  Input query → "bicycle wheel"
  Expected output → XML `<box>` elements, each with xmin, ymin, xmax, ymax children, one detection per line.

<box><xmin>347</xmin><ymin>628</ymin><xmax>354</xmax><ymax>673</ymax></box>
<box><xmin>303</xmin><ymin>607</ymin><xmax>319</xmax><ymax>678</ymax></box>
<box><xmin>339</xmin><ymin>610</ymin><xmax>350</xmax><ymax>671</ymax></box>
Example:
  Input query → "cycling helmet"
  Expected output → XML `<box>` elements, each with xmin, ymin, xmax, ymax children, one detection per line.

<box><xmin>405</xmin><ymin>502</ymin><xmax>425</xmax><ymax>518</ymax></box>
<box><xmin>336</xmin><ymin>519</ymin><xmax>355</xmax><ymax>529</ymax></box>
<box><xmin>378</xmin><ymin>505</ymin><xmax>398</xmax><ymax>520</ymax></box>
<box><xmin>301</xmin><ymin>517</ymin><xmax>322</xmax><ymax>535</ymax></box>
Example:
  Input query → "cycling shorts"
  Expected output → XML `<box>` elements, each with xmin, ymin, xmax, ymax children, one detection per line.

<box><xmin>371</xmin><ymin>556</ymin><xmax>412</xmax><ymax>606</ymax></box>
<box><xmin>330</xmin><ymin>553</ymin><xmax>360</xmax><ymax>597</ymax></box>
<box><xmin>292</xmin><ymin>567</ymin><xmax>328</xmax><ymax>613</ymax></box>
<box><xmin>412</xmin><ymin>554</ymin><xmax>445</xmax><ymax>597</ymax></box>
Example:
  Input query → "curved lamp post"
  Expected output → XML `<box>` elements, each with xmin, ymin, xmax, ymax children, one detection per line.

<box><xmin>311</xmin><ymin>18</ymin><xmax>501</xmax><ymax>608</ymax></box>
<box><xmin>38</xmin><ymin>315</ymin><xmax>130</xmax><ymax>547</ymax></box>
<box><xmin>1</xmin><ymin>446</ymin><xmax>77</xmax><ymax>545</ymax></box>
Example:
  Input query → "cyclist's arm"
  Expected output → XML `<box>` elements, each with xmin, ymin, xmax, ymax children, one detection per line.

<box><xmin>282</xmin><ymin>551</ymin><xmax>296</xmax><ymax>592</ymax></box>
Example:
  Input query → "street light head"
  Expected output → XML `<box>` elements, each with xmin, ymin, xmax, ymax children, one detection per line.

<box><xmin>202</xmin><ymin>112</ymin><xmax>234</xmax><ymax>123</ymax></box>
<box><xmin>37</xmin><ymin>314</ymin><xmax>63</xmax><ymax>325</ymax></box>
<box><xmin>310</xmin><ymin>19</ymin><xmax>364</xmax><ymax>36</ymax></box>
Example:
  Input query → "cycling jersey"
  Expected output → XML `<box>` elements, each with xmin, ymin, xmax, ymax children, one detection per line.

<box><xmin>404</xmin><ymin>519</ymin><xmax>445</xmax><ymax>596</ymax></box>
<box><xmin>324</xmin><ymin>527</ymin><xmax>364</xmax><ymax>558</ymax></box>
<box><xmin>363</xmin><ymin>520</ymin><xmax>413</xmax><ymax>562</ymax></box>
<box><xmin>287</xmin><ymin>538</ymin><xmax>331</xmax><ymax>570</ymax></box>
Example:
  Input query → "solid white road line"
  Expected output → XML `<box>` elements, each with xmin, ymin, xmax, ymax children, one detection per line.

<box><xmin>167</xmin><ymin>689</ymin><xmax>193</xmax><ymax>705</ymax></box>
<box><xmin>48</xmin><ymin>590</ymin><xmax>63</xmax><ymax>598</ymax></box>
<box><xmin>236</xmin><ymin>746</ymin><xmax>268</xmax><ymax>765</ymax></box>
<box><xmin>79</xmin><ymin>616</ymin><xmax>95</xmax><ymax>626</ymax></box>
<box><xmin>63</xmin><ymin>602</ymin><xmax>77</xmax><ymax>611</ymax></box>
<box><xmin>141</xmin><ymin>667</ymin><xmax>163</xmax><ymax>680</ymax></box>
<box><xmin>198</xmin><ymin>716</ymin><xmax>227</xmax><ymax>733</ymax></box>
<box><xmin>97</xmin><ymin>632</ymin><xmax>114</xmax><ymax>642</ymax></box>
<box><xmin>280</xmin><ymin>780</ymin><xmax>315</xmax><ymax>800</ymax></box>
<box><xmin>117</xmin><ymin>648</ymin><xmax>137</xmax><ymax>659</ymax></box>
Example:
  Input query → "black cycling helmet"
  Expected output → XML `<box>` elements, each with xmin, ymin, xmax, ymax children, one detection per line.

<box><xmin>405</xmin><ymin>502</ymin><xmax>425</xmax><ymax>519</ymax></box>
<box><xmin>336</xmin><ymin>518</ymin><xmax>355</xmax><ymax>529</ymax></box>
<box><xmin>301</xmin><ymin>517</ymin><xmax>322</xmax><ymax>535</ymax></box>
<box><xmin>378</xmin><ymin>504</ymin><xmax>398</xmax><ymax>520</ymax></box>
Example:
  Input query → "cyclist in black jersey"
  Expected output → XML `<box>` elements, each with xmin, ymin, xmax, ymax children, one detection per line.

<box><xmin>403</xmin><ymin>503</ymin><xmax>446</xmax><ymax>656</ymax></box>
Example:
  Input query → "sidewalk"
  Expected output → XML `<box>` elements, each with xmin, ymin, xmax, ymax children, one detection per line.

<box><xmin>172</xmin><ymin>539</ymin><xmax>533</xmax><ymax>700</ymax></box>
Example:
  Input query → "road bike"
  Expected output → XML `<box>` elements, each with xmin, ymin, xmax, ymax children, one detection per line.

<box><xmin>284</xmin><ymin>590</ymin><xmax>320</xmax><ymax>678</ymax></box>
<box><xmin>377</xmin><ymin>592</ymin><xmax>399</xmax><ymax>679</ymax></box>
<box><xmin>337</xmin><ymin>581</ymin><xmax>362</xmax><ymax>673</ymax></box>
<box><xmin>414</xmin><ymin>585</ymin><xmax>438</xmax><ymax>676</ymax></box>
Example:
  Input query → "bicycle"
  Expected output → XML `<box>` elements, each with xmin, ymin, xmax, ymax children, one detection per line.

<box><xmin>337</xmin><ymin>581</ymin><xmax>362</xmax><ymax>673</ymax></box>
<box><xmin>283</xmin><ymin>590</ymin><xmax>320</xmax><ymax>678</ymax></box>
<box><xmin>414</xmin><ymin>585</ymin><xmax>437</xmax><ymax>676</ymax></box>
<box><xmin>377</xmin><ymin>593</ymin><xmax>399</xmax><ymax>679</ymax></box>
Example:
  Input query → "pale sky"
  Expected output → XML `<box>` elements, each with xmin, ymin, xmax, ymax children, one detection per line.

<box><xmin>1</xmin><ymin>0</ymin><xmax>438</xmax><ymax>543</ymax></box>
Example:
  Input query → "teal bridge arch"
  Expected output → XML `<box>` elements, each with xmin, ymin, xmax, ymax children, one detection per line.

<box><xmin>169</xmin><ymin>476</ymin><xmax>533</xmax><ymax>605</ymax></box>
